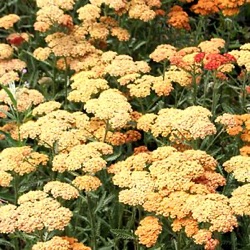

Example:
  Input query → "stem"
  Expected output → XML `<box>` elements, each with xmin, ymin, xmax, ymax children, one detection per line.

<box><xmin>13</xmin><ymin>173</ymin><xmax>19</xmax><ymax>205</ymax></box>
<box><xmin>103</xmin><ymin>120</ymin><xmax>110</xmax><ymax>142</ymax></box>
<box><xmin>86</xmin><ymin>193</ymin><xmax>97</xmax><ymax>250</ymax></box>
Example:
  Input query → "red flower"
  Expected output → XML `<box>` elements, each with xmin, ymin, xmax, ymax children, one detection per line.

<box><xmin>6</xmin><ymin>33</ymin><xmax>25</xmax><ymax>46</ymax></box>
<box><xmin>194</xmin><ymin>52</ymin><xmax>205</xmax><ymax>63</ymax></box>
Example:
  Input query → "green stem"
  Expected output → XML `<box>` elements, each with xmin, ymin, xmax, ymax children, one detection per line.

<box><xmin>86</xmin><ymin>193</ymin><xmax>97</xmax><ymax>250</ymax></box>
<box><xmin>103</xmin><ymin>120</ymin><xmax>110</xmax><ymax>142</ymax></box>
<box><xmin>13</xmin><ymin>173</ymin><xmax>19</xmax><ymax>205</ymax></box>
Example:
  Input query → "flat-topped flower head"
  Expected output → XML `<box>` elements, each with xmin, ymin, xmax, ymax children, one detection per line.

<box><xmin>16</xmin><ymin>191</ymin><xmax>72</xmax><ymax>232</ymax></box>
<box><xmin>135</xmin><ymin>216</ymin><xmax>162</xmax><ymax>248</ymax></box>
<box><xmin>85</xmin><ymin>89</ymin><xmax>132</xmax><ymax>129</ymax></box>
<box><xmin>0</xmin><ymin>14</ymin><xmax>20</xmax><ymax>29</ymax></box>
<box><xmin>0</xmin><ymin>146</ymin><xmax>48</xmax><ymax>176</ymax></box>
<box><xmin>44</xmin><ymin>181</ymin><xmax>79</xmax><ymax>200</ymax></box>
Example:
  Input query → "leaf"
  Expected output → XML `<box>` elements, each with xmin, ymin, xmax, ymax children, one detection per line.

<box><xmin>1</xmin><ymin>84</ymin><xmax>17</xmax><ymax>109</ymax></box>
<box><xmin>110</xmin><ymin>229</ymin><xmax>135</xmax><ymax>240</ymax></box>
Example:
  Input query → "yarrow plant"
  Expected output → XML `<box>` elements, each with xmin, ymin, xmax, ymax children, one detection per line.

<box><xmin>0</xmin><ymin>0</ymin><xmax>250</xmax><ymax>250</ymax></box>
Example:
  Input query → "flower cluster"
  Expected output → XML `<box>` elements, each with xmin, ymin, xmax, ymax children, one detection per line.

<box><xmin>43</xmin><ymin>181</ymin><xmax>79</xmax><ymax>200</ymax></box>
<box><xmin>0</xmin><ymin>146</ymin><xmax>48</xmax><ymax>176</ymax></box>
<box><xmin>0</xmin><ymin>87</ymin><xmax>44</xmax><ymax>112</ymax></box>
<box><xmin>32</xmin><ymin>236</ymin><xmax>91</xmax><ymax>250</ymax></box>
<box><xmin>110</xmin><ymin>146</ymin><xmax>236</xmax><ymax>248</ymax></box>
<box><xmin>52</xmin><ymin>141</ymin><xmax>113</xmax><ymax>173</ymax></box>
<box><xmin>137</xmin><ymin>106</ymin><xmax>216</xmax><ymax>144</ymax></box>
<box><xmin>84</xmin><ymin>89</ymin><xmax>132</xmax><ymax>129</ymax></box>
<box><xmin>135</xmin><ymin>216</ymin><xmax>162</xmax><ymax>248</ymax></box>
<box><xmin>167</xmin><ymin>5</ymin><xmax>190</xmax><ymax>30</ymax></box>
<box><xmin>216</xmin><ymin>113</ymin><xmax>250</xmax><ymax>156</ymax></box>
<box><xmin>0</xmin><ymin>191</ymin><xmax>72</xmax><ymax>234</ymax></box>
<box><xmin>20</xmin><ymin>110</ymin><xmax>91</xmax><ymax>150</ymax></box>
<box><xmin>223</xmin><ymin>155</ymin><xmax>250</xmax><ymax>182</ymax></box>
<box><xmin>68</xmin><ymin>71</ymin><xmax>109</xmax><ymax>103</ymax></box>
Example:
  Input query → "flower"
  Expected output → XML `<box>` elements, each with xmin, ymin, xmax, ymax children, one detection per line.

<box><xmin>52</xmin><ymin>142</ymin><xmax>113</xmax><ymax>173</ymax></box>
<box><xmin>191</xmin><ymin>0</ymin><xmax>219</xmax><ymax>16</ymax></box>
<box><xmin>6</xmin><ymin>33</ymin><xmax>27</xmax><ymax>46</ymax></box>
<box><xmin>0</xmin><ymin>87</ymin><xmax>44</xmax><ymax>112</ymax></box>
<box><xmin>223</xmin><ymin>155</ymin><xmax>250</xmax><ymax>182</ymax></box>
<box><xmin>0</xmin><ymin>146</ymin><xmax>48</xmax><ymax>176</ymax></box>
<box><xmin>0</xmin><ymin>44</ymin><xmax>13</xmax><ymax>60</ymax></box>
<box><xmin>198</xmin><ymin>38</ymin><xmax>225</xmax><ymax>53</ymax></box>
<box><xmin>0</xmin><ymin>171</ymin><xmax>13</xmax><ymax>187</ymax></box>
<box><xmin>0</xmin><ymin>14</ymin><xmax>20</xmax><ymax>29</ymax></box>
<box><xmin>72</xmin><ymin>175</ymin><xmax>102</xmax><ymax>191</ymax></box>
<box><xmin>68</xmin><ymin>71</ymin><xmax>109</xmax><ymax>103</ymax></box>
<box><xmin>0</xmin><ymin>204</ymin><xmax>18</xmax><ymax>233</ymax></box>
<box><xmin>84</xmin><ymin>89</ymin><xmax>132</xmax><ymax>129</ymax></box>
<box><xmin>16</xmin><ymin>191</ymin><xmax>72</xmax><ymax>232</ymax></box>
<box><xmin>36</xmin><ymin>0</ymin><xmax>76</xmax><ymax>10</ymax></box>
<box><xmin>138</xmin><ymin>106</ymin><xmax>216</xmax><ymax>143</ymax></box>
<box><xmin>105</xmin><ymin>54</ymin><xmax>150</xmax><ymax>77</ymax></box>
<box><xmin>32</xmin><ymin>236</ymin><xmax>91</xmax><ymax>250</ymax></box>
<box><xmin>33</xmin><ymin>47</ymin><xmax>51</xmax><ymax>61</ymax></box>
<box><xmin>230</xmin><ymin>184</ymin><xmax>250</xmax><ymax>216</ymax></box>
<box><xmin>167</xmin><ymin>6</ymin><xmax>190</xmax><ymax>30</ymax></box>
<box><xmin>77</xmin><ymin>4</ymin><xmax>101</xmax><ymax>22</ymax></box>
<box><xmin>135</xmin><ymin>216</ymin><xmax>162</xmax><ymax>247</ymax></box>
<box><xmin>186</xmin><ymin>194</ymin><xmax>238</xmax><ymax>233</ymax></box>
<box><xmin>128</xmin><ymin>2</ymin><xmax>156</xmax><ymax>22</ymax></box>
<box><xmin>44</xmin><ymin>181</ymin><xmax>79</xmax><ymax>200</ymax></box>
<box><xmin>32</xmin><ymin>101</ymin><xmax>61</xmax><ymax>116</ymax></box>
<box><xmin>149</xmin><ymin>44</ymin><xmax>176</xmax><ymax>62</ymax></box>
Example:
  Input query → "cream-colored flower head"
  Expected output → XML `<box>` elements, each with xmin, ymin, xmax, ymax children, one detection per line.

<box><xmin>32</xmin><ymin>101</ymin><xmax>61</xmax><ymax>116</ymax></box>
<box><xmin>52</xmin><ymin>142</ymin><xmax>113</xmax><ymax>173</ymax></box>
<box><xmin>44</xmin><ymin>181</ymin><xmax>79</xmax><ymax>200</ymax></box>
<box><xmin>0</xmin><ymin>170</ymin><xmax>13</xmax><ymax>187</ymax></box>
<box><xmin>20</xmin><ymin>110</ymin><xmax>90</xmax><ymax>149</ymax></box>
<box><xmin>105</xmin><ymin>54</ymin><xmax>150</xmax><ymax>77</ymax></box>
<box><xmin>230</xmin><ymin>184</ymin><xmax>250</xmax><ymax>216</ymax></box>
<box><xmin>77</xmin><ymin>4</ymin><xmax>101</xmax><ymax>22</ymax></box>
<box><xmin>0</xmin><ymin>44</ymin><xmax>13</xmax><ymax>60</ymax></box>
<box><xmin>0</xmin><ymin>146</ymin><xmax>48</xmax><ymax>176</ymax></box>
<box><xmin>198</xmin><ymin>38</ymin><xmax>225</xmax><ymax>53</ymax></box>
<box><xmin>223</xmin><ymin>155</ymin><xmax>250</xmax><ymax>182</ymax></box>
<box><xmin>149</xmin><ymin>44</ymin><xmax>176</xmax><ymax>62</ymax></box>
<box><xmin>186</xmin><ymin>193</ymin><xmax>238</xmax><ymax>233</ymax></box>
<box><xmin>32</xmin><ymin>236</ymin><xmax>92</xmax><ymax>250</ymax></box>
<box><xmin>0</xmin><ymin>87</ymin><xmax>44</xmax><ymax>112</ymax></box>
<box><xmin>16</xmin><ymin>191</ymin><xmax>72</xmax><ymax>232</ymax></box>
<box><xmin>36</xmin><ymin>0</ymin><xmax>76</xmax><ymax>10</ymax></box>
<box><xmin>84</xmin><ymin>89</ymin><xmax>132</xmax><ymax>129</ymax></box>
<box><xmin>0</xmin><ymin>204</ymin><xmax>18</xmax><ymax>233</ymax></box>
<box><xmin>72</xmin><ymin>175</ymin><xmax>102</xmax><ymax>191</ymax></box>
<box><xmin>68</xmin><ymin>71</ymin><xmax>109</xmax><ymax>103</ymax></box>
<box><xmin>137</xmin><ymin>106</ymin><xmax>216</xmax><ymax>143</ymax></box>
<box><xmin>33</xmin><ymin>47</ymin><xmax>51</xmax><ymax>61</ymax></box>
<box><xmin>0</xmin><ymin>14</ymin><xmax>20</xmax><ymax>29</ymax></box>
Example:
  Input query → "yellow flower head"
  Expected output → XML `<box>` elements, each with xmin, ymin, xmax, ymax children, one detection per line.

<box><xmin>16</xmin><ymin>191</ymin><xmax>72</xmax><ymax>232</ymax></box>
<box><xmin>72</xmin><ymin>175</ymin><xmax>102</xmax><ymax>192</ymax></box>
<box><xmin>44</xmin><ymin>181</ymin><xmax>79</xmax><ymax>200</ymax></box>
<box><xmin>84</xmin><ymin>89</ymin><xmax>132</xmax><ymax>129</ymax></box>
<box><xmin>230</xmin><ymin>184</ymin><xmax>250</xmax><ymax>216</ymax></box>
<box><xmin>0</xmin><ymin>146</ymin><xmax>48</xmax><ymax>176</ymax></box>
<box><xmin>223</xmin><ymin>155</ymin><xmax>250</xmax><ymax>182</ymax></box>
<box><xmin>0</xmin><ymin>14</ymin><xmax>20</xmax><ymax>29</ymax></box>
<box><xmin>0</xmin><ymin>204</ymin><xmax>18</xmax><ymax>233</ymax></box>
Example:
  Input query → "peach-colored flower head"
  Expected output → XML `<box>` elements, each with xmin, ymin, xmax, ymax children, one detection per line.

<box><xmin>44</xmin><ymin>181</ymin><xmax>79</xmax><ymax>200</ymax></box>
<box><xmin>0</xmin><ymin>14</ymin><xmax>20</xmax><ymax>29</ymax></box>
<box><xmin>135</xmin><ymin>216</ymin><xmax>162</xmax><ymax>247</ymax></box>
